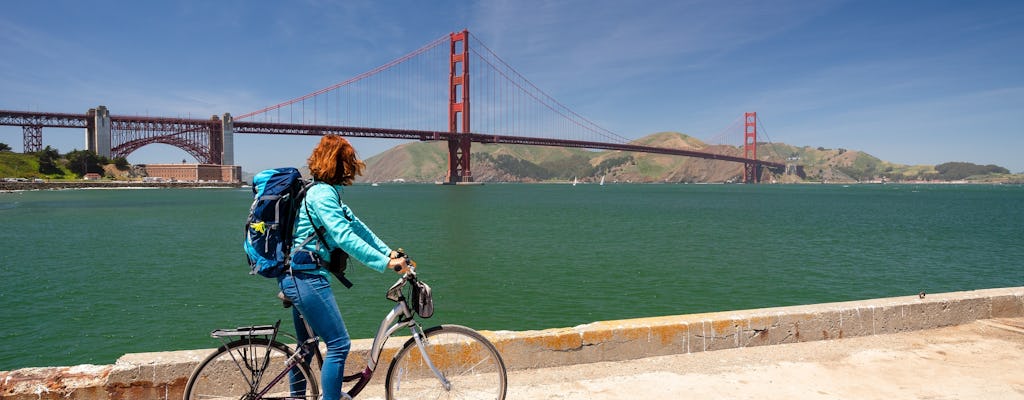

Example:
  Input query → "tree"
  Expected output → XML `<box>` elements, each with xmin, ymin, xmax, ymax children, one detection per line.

<box><xmin>0</xmin><ymin>142</ymin><xmax>11</xmax><ymax>152</ymax></box>
<box><xmin>66</xmin><ymin>149</ymin><xmax>104</xmax><ymax>177</ymax></box>
<box><xmin>934</xmin><ymin>162</ymin><xmax>1009</xmax><ymax>180</ymax></box>
<box><xmin>113</xmin><ymin>157</ymin><xmax>130</xmax><ymax>170</ymax></box>
<box><xmin>36</xmin><ymin>146</ymin><xmax>63</xmax><ymax>175</ymax></box>
<box><xmin>594</xmin><ymin>156</ymin><xmax>633</xmax><ymax>174</ymax></box>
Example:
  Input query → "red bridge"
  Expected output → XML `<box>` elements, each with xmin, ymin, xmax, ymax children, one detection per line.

<box><xmin>0</xmin><ymin>30</ymin><xmax>787</xmax><ymax>183</ymax></box>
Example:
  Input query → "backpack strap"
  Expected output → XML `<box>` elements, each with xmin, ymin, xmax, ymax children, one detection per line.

<box><xmin>301</xmin><ymin>183</ymin><xmax>354</xmax><ymax>288</ymax></box>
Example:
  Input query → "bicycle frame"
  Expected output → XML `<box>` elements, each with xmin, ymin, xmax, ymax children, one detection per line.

<box><xmin>254</xmin><ymin>273</ymin><xmax>444</xmax><ymax>399</ymax></box>
<box><xmin>338</xmin><ymin>273</ymin><xmax>450</xmax><ymax>397</ymax></box>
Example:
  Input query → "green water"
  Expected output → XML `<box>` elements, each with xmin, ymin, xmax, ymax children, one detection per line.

<box><xmin>1</xmin><ymin>184</ymin><xmax>1022</xmax><ymax>370</ymax></box>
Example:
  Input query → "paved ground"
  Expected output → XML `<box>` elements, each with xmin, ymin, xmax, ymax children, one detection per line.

<box><xmin>501</xmin><ymin>318</ymin><xmax>1024</xmax><ymax>400</ymax></box>
<box><xmin>348</xmin><ymin>318</ymin><xmax>1024</xmax><ymax>399</ymax></box>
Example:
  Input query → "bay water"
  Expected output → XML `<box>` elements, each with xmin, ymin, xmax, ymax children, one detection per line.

<box><xmin>1</xmin><ymin>183</ymin><xmax>1021</xmax><ymax>371</ymax></box>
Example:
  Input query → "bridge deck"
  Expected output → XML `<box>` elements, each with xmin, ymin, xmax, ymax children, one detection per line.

<box><xmin>2</xmin><ymin>109</ymin><xmax>787</xmax><ymax>170</ymax></box>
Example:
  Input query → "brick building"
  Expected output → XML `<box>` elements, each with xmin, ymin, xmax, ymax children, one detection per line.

<box><xmin>143</xmin><ymin>164</ymin><xmax>241</xmax><ymax>183</ymax></box>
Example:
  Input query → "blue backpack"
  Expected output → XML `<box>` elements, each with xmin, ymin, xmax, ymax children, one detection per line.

<box><xmin>243</xmin><ymin>168</ymin><xmax>311</xmax><ymax>278</ymax></box>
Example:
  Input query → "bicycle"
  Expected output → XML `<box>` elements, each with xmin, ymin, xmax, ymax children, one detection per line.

<box><xmin>183</xmin><ymin>263</ymin><xmax>507</xmax><ymax>399</ymax></box>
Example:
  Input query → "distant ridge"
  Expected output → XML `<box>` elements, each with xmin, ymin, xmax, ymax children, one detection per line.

<box><xmin>2</xmin><ymin>134</ymin><xmax>1015</xmax><ymax>184</ymax></box>
<box><xmin>363</xmin><ymin>131</ymin><xmax>1019</xmax><ymax>183</ymax></box>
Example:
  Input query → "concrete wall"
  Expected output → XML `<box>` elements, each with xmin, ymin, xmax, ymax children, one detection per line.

<box><xmin>2</xmin><ymin>287</ymin><xmax>1022</xmax><ymax>400</ymax></box>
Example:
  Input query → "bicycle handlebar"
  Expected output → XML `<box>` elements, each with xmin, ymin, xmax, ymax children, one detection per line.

<box><xmin>392</xmin><ymin>248</ymin><xmax>417</xmax><ymax>274</ymax></box>
<box><xmin>393</xmin><ymin>259</ymin><xmax>415</xmax><ymax>273</ymax></box>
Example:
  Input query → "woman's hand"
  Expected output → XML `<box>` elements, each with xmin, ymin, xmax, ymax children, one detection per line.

<box><xmin>389</xmin><ymin>249</ymin><xmax>406</xmax><ymax>259</ymax></box>
<box><xmin>388</xmin><ymin>248</ymin><xmax>410</xmax><ymax>274</ymax></box>
<box><xmin>388</xmin><ymin>256</ymin><xmax>410</xmax><ymax>274</ymax></box>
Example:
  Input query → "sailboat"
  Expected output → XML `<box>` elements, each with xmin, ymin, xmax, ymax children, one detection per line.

<box><xmin>600</xmin><ymin>175</ymin><xmax>605</xmax><ymax>186</ymax></box>
<box><xmin>572</xmin><ymin>176</ymin><xmax>578</xmax><ymax>186</ymax></box>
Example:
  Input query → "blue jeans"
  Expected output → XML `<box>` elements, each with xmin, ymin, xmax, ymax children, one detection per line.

<box><xmin>279</xmin><ymin>271</ymin><xmax>352</xmax><ymax>400</ymax></box>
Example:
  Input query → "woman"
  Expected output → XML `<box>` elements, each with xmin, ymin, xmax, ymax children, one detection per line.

<box><xmin>280</xmin><ymin>134</ymin><xmax>407</xmax><ymax>400</ymax></box>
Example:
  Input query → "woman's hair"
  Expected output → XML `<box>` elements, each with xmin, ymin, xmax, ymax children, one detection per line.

<box><xmin>307</xmin><ymin>135</ymin><xmax>365</xmax><ymax>185</ymax></box>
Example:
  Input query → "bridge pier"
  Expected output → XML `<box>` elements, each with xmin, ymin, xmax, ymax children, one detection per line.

<box><xmin>221</xmin><ymin>113</ymin><xmax>234</xmax><ymax>166</ymax></box>
<box><xmin>22</xmin><ymin>125</ymin><xmax>42</xmax><ymax>153</ymax></box>
<box><xmin>86</xmin><ymin>106</ymin><xmax>111</xmax><ymax>158</ymax></box>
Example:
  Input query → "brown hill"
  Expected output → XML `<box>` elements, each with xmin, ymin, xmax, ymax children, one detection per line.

<box><xmin>360</xmin><ymin>132</ymin><xmax>1015</xmax><ymax>183</ymax></box>
<box><xmin>363</xmin><ymin>132</ymin><xmax>767</xmax><ymax>183</ymax></box>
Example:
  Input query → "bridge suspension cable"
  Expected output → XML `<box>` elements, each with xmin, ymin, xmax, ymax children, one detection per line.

<box><xmin>755</xmin><ymin>116</ymin><xmax>786</xmax><ymax>163</ymax></box>
<box><xmin>236</xmin><ymin>31</ymin><xmax>635</xmax><ymax>147</ymax></box>
<box><xmin>467</xmin><ymin>33</ymin><xmax>632</xmax><ymax>144</ymax></box>
<box><xmin>704</xmin><ymin>115</ymin><xmax>744</xmax><ymax>147</ymax></box>
<box><xmin>2</xmin><ymin>30</ymin><xmax>792</xmax><ymax>183</ymax></box>
<box><xmin>235</xmin><ymin>34</ymin><xmax>451</xmax><ymax>131</ymax></box>
<box><xmin>228</xmin><ymin>29</ymin><xmax>787</xmax><ymax>182</ymax></box>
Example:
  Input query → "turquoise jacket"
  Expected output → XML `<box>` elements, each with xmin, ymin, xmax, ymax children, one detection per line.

<box><xmin>290</xmin><ymin>183</ymin><xmax>392</xmax><ymax>274</ymax></box>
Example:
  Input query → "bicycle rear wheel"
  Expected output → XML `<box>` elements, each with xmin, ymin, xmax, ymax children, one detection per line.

<box><xmin>385</xmin><ymin>324</ymin><xmax>507</xmax><ymax>400</ymax></box>
<box><xmin>184</xmin><ymin>337</ymin><xmax>319</xmax><ymax>400</ymax></box>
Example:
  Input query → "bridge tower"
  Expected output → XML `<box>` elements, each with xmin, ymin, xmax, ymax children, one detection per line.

<box><xmin>86</xmin><ymin>106</ymin><xmax>112</xmax><ymax>158</ymax></box>
<box><xmin>445</xmin><ymin>29</ymin><xmax>472</xmax><ymax>184</ymax></box>
<box><xmin>222</xmin><ymin>113</ymin><xmax>234</xmax><ymax>166</ymax></box>
<box><xmin>742</xmin><ymin>111</ymin><xmax>759</xmax><ymax>183</ymax></box>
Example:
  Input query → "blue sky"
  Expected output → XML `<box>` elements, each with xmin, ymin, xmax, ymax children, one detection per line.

<box><xmin>2</xmin><ymin>0</ymin><xmax>1022</xmax><ymax>173</ymax></box>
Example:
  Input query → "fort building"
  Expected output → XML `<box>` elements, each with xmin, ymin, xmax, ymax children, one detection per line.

<box><xmin>142</xmin><ymin>163</ymin><xmax>241</xmax><ymax>183</ymax></box>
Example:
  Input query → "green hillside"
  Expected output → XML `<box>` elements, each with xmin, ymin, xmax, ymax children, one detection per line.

<box><xmin>0</xmin><ymin>152</ymin><xmax>76</xmax><ymax>180</ymax></box>
<box><xmin>0</xmin><ymin>148</ymin><xmax>134</xmax><ymax>181</ymax></box>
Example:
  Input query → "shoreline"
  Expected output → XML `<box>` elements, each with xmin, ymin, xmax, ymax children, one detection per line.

<box><xmin>0</xmin><ymin>181</ymin><xmax>244</xmax><ymax>192</ymax></box>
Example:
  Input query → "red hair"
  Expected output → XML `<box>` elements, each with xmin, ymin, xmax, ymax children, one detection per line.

<box><xmin>307</xmin><ymin>135</ymin><xmax>365</xmax><ymax>185</ymax></box>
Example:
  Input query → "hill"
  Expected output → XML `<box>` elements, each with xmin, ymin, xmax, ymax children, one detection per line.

<box><xmin>363</xmin><ymin>132</ymin><xmax>751</xmax><ymax>183</ymax></box>
<box><xmin>362</xmin><ymin>132</ymin><xmax>1021</xmax><ymax>184</ymax></box>
<box><xmin>0</xmin><ymin>152</ymin><xmax>77</xmax><ymax>180</ymax></box>
<box><xmin>4</xmin><ymin>136</ymin><xmax>1017</xmax><ymax>184</ymax></box>
<box><xmin>0</xmin><ymin>150</ymin><xmax>134</xmax><ymax>181</ymax></box>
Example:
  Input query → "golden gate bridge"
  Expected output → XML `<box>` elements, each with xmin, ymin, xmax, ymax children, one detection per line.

<box><xmin>0</xmin><ymin>30</ymin><xmax>788</xmax><ymax>183</ymax></box>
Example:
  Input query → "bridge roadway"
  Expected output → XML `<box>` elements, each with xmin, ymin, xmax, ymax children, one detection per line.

<box><xmin>232</xmin><ymin>120</ymin><xmax>787</xmax><ymax>169</ymax></box>
<box><xmin>0</xmin><ymin>109</ymin><xmax>786</xmax><ymax>170</ymax></box>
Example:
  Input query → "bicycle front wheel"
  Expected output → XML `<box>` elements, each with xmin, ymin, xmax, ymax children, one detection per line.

<box><xmin>184</xmin><ymin>337</ymin><xmax>319</xmax><ymax>400</ymax></box>
<box><xmin>385</xmin><ymin>324</ymin><xmax>507</xmax><ymax>400</ymax></box>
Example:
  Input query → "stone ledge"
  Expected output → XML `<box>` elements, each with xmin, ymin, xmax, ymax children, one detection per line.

<box><xmin>2</xmin><ymin>286</ymin><xmax>1021</xmax><ymax>400</ymax></box>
